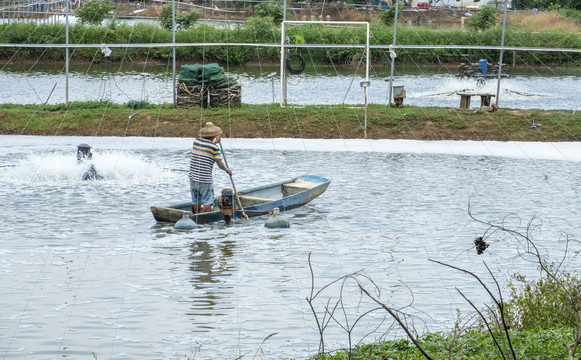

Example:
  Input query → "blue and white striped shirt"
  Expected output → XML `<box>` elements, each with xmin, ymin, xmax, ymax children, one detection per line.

<box><xmin>188</xmin><ymin>138</ymin><xmax>223</xmax><ymax>183</ymax></box>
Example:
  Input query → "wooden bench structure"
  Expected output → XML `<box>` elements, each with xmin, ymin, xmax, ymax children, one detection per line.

<box><xmin>456</xmin><ymin>92</ymin><xmax>495</xmax><ymax>109</ymax></box>
<box><xmin>237</xmin><ymin>194</ymin><xmax>273</xmax><ymax>206</ymax></box>
<box><xmin>282</xmin><ymin>181</ymin><xmax>315</xmax><ymax>196</ymax></box>
<box><xmin>237</xmin><ymin>179</ymin><xmax>319</xmax><ymax>206</ymax></box>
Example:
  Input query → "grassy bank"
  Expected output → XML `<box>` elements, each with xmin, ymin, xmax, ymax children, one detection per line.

<box><xmin>1</xmin><ymin>102</ymin><xmax>580</xmax><ymax>141</ymax></box>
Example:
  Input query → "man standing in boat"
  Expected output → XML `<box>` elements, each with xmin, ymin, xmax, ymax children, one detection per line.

<box><xmin>189</xmin><ymin>122</ymin><xmax>232</xmax><ymax>214</ymax></box>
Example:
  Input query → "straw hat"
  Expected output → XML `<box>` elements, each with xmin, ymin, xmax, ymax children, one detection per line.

<box><xmin>199</xmin><ymin>122</ymin><xmax>223</xmax><ymax>138</ymax></box>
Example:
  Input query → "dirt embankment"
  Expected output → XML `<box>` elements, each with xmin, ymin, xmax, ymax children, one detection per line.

<box><xmin>114</xmin><ymin>1</ymin><xmax>479</xmax><ymax>28</ymax></box>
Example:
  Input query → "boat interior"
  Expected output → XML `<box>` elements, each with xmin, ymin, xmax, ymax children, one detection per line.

<box><xmin>236</xmin><ymin>178</ymin><xmax>320</xmax><ymax>207</ymax></box>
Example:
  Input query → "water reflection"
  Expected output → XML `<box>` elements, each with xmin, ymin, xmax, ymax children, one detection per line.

<box><xmin>187</xmin><ymin>239</ymin><xmax>236</xmax><ymax>321</ymax></box>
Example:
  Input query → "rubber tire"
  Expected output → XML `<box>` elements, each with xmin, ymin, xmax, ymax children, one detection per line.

<box><xmin>286</xmin><ymin>53</ymin><xmax>306</xmax><ymax>75</ymax></box>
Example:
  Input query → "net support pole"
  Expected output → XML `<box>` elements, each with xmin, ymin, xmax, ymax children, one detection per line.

<box><xmin>280</xmin><ymin>21</ymin><xmax>369</xmax><ymax>110</ymax></box>
<box><xmin>495</xmin><ymin>0</ymin><xmax>508</xmax><ymax>106</ymax></box>
<box><xmin>65</xmin><ymin>0</ymin><xmax>69</xmax><ymax>106</ymax></box>
<box><xmin>172</xmin><ymin>0</ymin><xmax>176</xmax><ymax>108</ymax></box>
<box><xmin>388</xmin><ymin>0</ymin><xmax>399</xmax><ymax>108</ymax></box>
<box><xmin>362</xmin><ymin>22</ymin><xmax>370</xmax><ymax>139</ymax></box>
<box><xmin>280</xmin><ymin>22</ymin><xmax>286</xmax><ymax>107</ymax></box>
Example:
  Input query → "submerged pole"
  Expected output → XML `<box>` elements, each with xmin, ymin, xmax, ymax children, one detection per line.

<box><xmin>388</xmin><ymin>0</ymin><xmax>399</xmax><ymax>107</ymax></box>
<box><xmin>495</xmin><ymin>0</ymin><xmax>508</xmax><ymax>106</ymax></box>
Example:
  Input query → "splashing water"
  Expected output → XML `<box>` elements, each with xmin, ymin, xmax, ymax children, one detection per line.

<box><xmin>412</xmin><ymin>75</ymin><xmax>549</xmax><ymax>101</ymax></box>
<box><xmin>0</xmin><ymin>150</ymin><xmax>178</xmax><ymax>186</ymax></box>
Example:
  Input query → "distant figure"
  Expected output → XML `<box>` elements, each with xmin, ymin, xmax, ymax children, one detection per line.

<box><xmin>77</xmin><ymin>144</ymin><xmax>103</xmax><ymax>180</ymax></box>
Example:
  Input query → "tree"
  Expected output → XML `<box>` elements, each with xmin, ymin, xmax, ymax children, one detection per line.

<box><xmin>158</xmin><ymin>4</ymin><xmax>200</xmax><ymax>30</ymax></box>
<box><xmin>378</xmin><ymin>3</ymin><xmax>404</xmax><ymax>27</ymax></box>
<box><xmin>468</xmin><ymin>6</ymin><xmax>498</xmax><ymax>31</ymax></box>
<box><xmin>253</xmin><ymin>2</ymin><xmax>286</xmax><ymax>24</ymax></box>
<box><xmin>76</xmin><ymin>0</ymin><xmax>113</xmax><ymax>26</ymax></box>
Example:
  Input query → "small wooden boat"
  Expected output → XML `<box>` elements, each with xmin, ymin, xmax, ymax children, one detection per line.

<box><xmin>151</xmin><ymin>175</ymin><xmax>330</xmax><ymax>224</ymax></box>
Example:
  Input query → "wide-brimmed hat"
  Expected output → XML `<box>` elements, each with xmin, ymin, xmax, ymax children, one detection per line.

<box><xmin>199</xmin><ymin>122</ymin><xmax>223</xmax><ymax>138</ymax></box>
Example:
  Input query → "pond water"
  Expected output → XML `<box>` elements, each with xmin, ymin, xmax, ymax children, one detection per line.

<box><xmin>1</xmin><ymin>135</ymin><xmax>580</xmax><ymax>359</ymax></box>
<box><xmin>1</xmin><ymin>63</ymin><xmax>580</xmax><ymax>110</ymax></box>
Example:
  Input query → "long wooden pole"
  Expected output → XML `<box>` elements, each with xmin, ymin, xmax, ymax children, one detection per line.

<box><xmin>218</xmin><ymin>141</ymin><xmax>248</xmax><ymax>219</ymax></box>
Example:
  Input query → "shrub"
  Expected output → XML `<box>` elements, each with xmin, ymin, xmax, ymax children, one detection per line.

<box><xmin>254</xmin><ymin>2</ymin><xmax>286</xmax><ymax>24</ymax></box>
<box><xmin>468</xmin><ymin>6</ymin><xmax>499</xmax><ymax>31</ymax></box>
<box><xmin>502</xmin><ymin>266</ymin><xmax>581</xmax><ymax>331</ymax></box>
<box><xmin>75</xmin><ymin>0</ymin><xmax>113</xmax><ymax>26</ymax></box>
<box><xmin>158</xmin><ymin>4</ymin><xmax>200</xmax><ymax>30</ymax></box>
<box><xmin>378</xmin><ymin>3</ymin><xmax>403</xmax><ymax>27</ymax></box>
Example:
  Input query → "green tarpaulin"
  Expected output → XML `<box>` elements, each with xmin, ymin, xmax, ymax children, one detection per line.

<box><xmin>178</xmin><ymin>63</ymin><xmax>238</xmax><ymax>88</ymax></box>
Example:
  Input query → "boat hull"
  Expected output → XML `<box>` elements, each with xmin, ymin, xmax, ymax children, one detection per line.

<box><xmin>151</xmin><ymin>175</ymin><xmax>330</xmax><ymax>224</ymax></box>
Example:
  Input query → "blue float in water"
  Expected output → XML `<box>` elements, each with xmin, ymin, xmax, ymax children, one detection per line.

<box><xmin>174</xmin><ymin>212</ymin><xmax>197</xmax><ymax>230</ymax></box>
<box><xmin>265</xmin><ymin>208</ymin><xmax>290</xmax><ymax>228</ymax></box>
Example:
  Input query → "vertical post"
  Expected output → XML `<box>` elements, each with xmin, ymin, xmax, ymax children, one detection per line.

<box><xmin>283</xmin><ymin>0</ymin><xmax>286</xmax><ymax>21</ymax></box>
<box><xmin>172</xmin><ymin>0</ymin><xmax>176</xmax><ymax>107</ymax></box>
<box><xmin>65</xmin><ymin>0</ymin><xmax>69</xmax><ymax>106</ymax></box>
<box><xmin>364</xmin><ymin>22</ymin><xmax>370</xmax><ymax>139</ymax></box>
<box><xmin>270</xmin><ymin>75</ymin><xmax>275</xmax><ymax>103</ymax></box>
<box><xmin>280</xmin><ymin>21</ymin><xmax>286</xmax><ymax>107</ymax></box>
<box><xmin>495</xmin><ymin>0</ymin><xmax>508</xmax><ymax>106</ymax></box>
<box><xmin>388</xmin><ymin>0</ymin><xmax>398</xmax><ymax>107</ymax></box>
<box><xmin>361</xmin><ymin>82</ymin><xmax>369</xmax><ymax>139</ymax></box>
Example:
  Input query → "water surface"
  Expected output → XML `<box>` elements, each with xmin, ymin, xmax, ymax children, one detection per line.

<box><xmin>1</xmin><ymin>63</ymin><xmax>580</xmax><ymax>110</ymax></box>
<box><xmin>1</xmin><ymin>135</ymin><xmax>580</xmax><ymax>359</ymax></box>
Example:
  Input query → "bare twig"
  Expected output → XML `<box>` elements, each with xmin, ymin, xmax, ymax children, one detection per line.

<box><xmin>358</xmin><ymin>285</ymin><xmax>435</xmax><ymax>360</ymax></box>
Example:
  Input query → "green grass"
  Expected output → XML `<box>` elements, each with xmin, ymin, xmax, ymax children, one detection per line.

<box><xmin>1</xmin><ymin>102</ymin><xmax>580</xmax><ymax>141</ymax></box>
<box><xmin>314</xmin><ymin>328</ymin><xmax>580</xmax><ymax>359</ymax></box>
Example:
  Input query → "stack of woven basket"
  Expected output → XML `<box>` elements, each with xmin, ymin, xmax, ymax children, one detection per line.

<box><xmin>177</xmin><ymin>63</ymin><xmax>241</xmax><ymax>108</ymax></box>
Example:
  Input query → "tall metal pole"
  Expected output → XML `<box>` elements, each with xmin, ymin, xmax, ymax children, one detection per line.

<box><xmin>172</xmin><ymin>0</ymin><xmax>176</xmax><ymax>107</ymax></box>
<box><xmin>495</xmin><ymin>0</ymin><xmax>508</xmax><ymax>106</ymax></box>
<box><xmin>65</xmin><ymin>0</ymin><xmax>69</xmax><ymax>106</ymax></box>
<box><xmin>388</xmin><ymin>0</ymin><xmax>399</xmax><ymax>107</ymax></box>
<box><xmin>280</xmin><ymin>21</ymin><xmax>286</xmax><ymax>107</ymax></box>
<box><xmin>283</xmin><ymin>0</ymin><xmax>286</xmax><ymax>21</ymax></box>
<box><xmin>363</xmin><ymin>23</ymin><xmax>370</xmax><ymax>139</ymax></box>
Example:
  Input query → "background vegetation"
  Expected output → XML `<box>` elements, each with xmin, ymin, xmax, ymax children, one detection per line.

<box><xmin>75</xmin><ymin>0</ymin><xmax>113</xmax><ymax>25</ymax></box>
<box><xmin>158</xmin><ymin>4</ymin><xmax>201</xmax><ymax>30</ymax></box>
<box><xmin>0</xmin><ymin>10</ymin><xmax>579</xmax><ymax>65</ymax></box>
